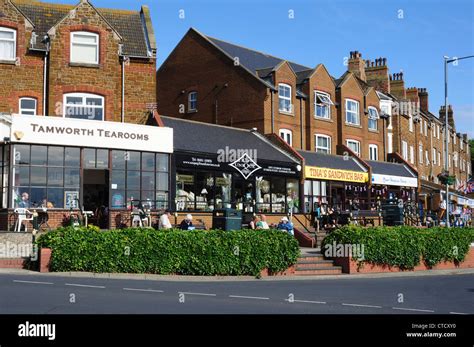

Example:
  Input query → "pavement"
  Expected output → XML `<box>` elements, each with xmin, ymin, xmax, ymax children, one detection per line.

<box><xmin>0</xmin><ymin>271</ymin><xmax>472</xmax><ymax>314</ymax></box>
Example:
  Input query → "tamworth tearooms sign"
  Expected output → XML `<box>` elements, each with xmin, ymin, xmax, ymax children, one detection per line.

<box><xmin>305</xmin><ymin>166</ymin><xmax>368</xmax><ymax>183</ymax></box>
<box><xmin>6</xmin><ymin>115</ymin><xmax>173</xmax><ymax>153</ymax></box>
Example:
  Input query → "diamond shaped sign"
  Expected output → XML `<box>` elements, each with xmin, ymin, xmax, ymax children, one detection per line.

<box><xmin>229</xmin><ymin>153</ymin><xmax>261</xmax><ymax>179</ymax></box>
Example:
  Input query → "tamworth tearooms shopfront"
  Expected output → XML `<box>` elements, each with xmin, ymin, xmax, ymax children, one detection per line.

<box><xmin>0</xmin><ymin>114</ymin><xmax>173</xmax><ymax>230</ymax></box>
<box><xmin>161</xmin><ymin>117</ymin><xmax>301</xmax><ymax>227</ymax></box>
<box><xmin>298</xmin><ymin>151</ymin><xmax>369</xmax><ymax>212</ymax></box>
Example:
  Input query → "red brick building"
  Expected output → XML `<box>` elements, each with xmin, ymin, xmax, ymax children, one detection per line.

<box><xmin>0</xmin><ymin>0</ymin><xmax>157</xmax><ymax>123</ymax></box>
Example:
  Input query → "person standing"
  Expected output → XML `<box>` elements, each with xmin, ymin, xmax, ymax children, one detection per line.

<box><xmin>159</xmin><ymin>209</ymin><xmax>173</xmax><ymax>230</ymax></box>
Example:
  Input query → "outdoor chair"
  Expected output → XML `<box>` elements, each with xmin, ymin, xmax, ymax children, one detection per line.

<box><xmin>13</xmin><ymin>208</ymin><xmax>34</xmax><ymax>233</ymax></box>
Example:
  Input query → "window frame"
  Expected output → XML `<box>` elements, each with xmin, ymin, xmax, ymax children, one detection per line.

<box><xmin>409</xmin><ymin>115</ymin><xmax>414</xmax><ymax>132</ymax></box>
<box><xmin>367</xmin><ymin>106</ymin><xmax>379</xmax><ymax>131</ymax></box>
<box><xmin>19</xmin><ymin>97</ymin><xmax>37</xmax><ymax>116</ymax></box>
<box><xmin>402</xmin><ymin>141</ymin><xmax>408</xmax><ymax>161</ymax></box>
<box><xmin>0</xmin><ymin>27</ymin><xmax>16</xmax><ymax>61</ymax></box>
<box><xmin>315</xmin><ymin>134</ymin><xmax>331</xmax><ymax>154</ymax></box>
<box><xmin>279</xmin><ymin>129</ymin><xmax>293</xmax><ymax>146</ymax></box>
<box><xmin>70</xmin><ymin>31</ymin><xmax>99</xmax><ymax>65</ymax></box>
<box><xmin>278</xmin><ymin>83</ymin><xmax>293</xmax><ymax>114</ymax></box>
<box><xmin>369</xmin><ymin>144</ymin><xmax>378</xmax><ymax>161</ymax></box>
<box><xmin>346</xmin><ymin>139</ymin><xmax>361</xmax><ymax>157</ymax></box>
<box><xmin>63</xmin><ymin>92</ymin><xmax>105</xmax><ymax>121</ymax></box>
<box><xmin>419</xmin><ymin>143</ymin><xmax>423</xmax><ymax>164</ymax></box>
<box><xmin>188</xmin><ymin>91</ymin><xmax>198</xmax><ymax>112</ymax></box>
<box><xmin>314</xmin><ymin>91</ymin><xmax>333</xmax><ymax>119</ymax></box>
<box><xmin>345</xmin><ymin>99</ymin><xmax>360</xmax><ymax>125</ymax></box>
<box><xmin>409</xmin><ymin>145</ymin><xmax>414</xmax><ymax>164</ymax></box>
<box><xmin>432</xmin><ymin>148</ymin><xmax>437</xmax><ymax>165</ymax></box>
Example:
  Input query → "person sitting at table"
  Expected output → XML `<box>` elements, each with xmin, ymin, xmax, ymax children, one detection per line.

<box><xmin>277</xmin><ymin>217</ymin><xmax>294</xmax><ymax>236</ymax></box>
<box><xmin>41</xmin><ymin>198</ymin><xmax>54</xmax><ymax>209</ymax></box>
<box><xmin>18</xmin><ymin>192</ymin><xmax>30</xmax><ymax>208</ymax></box>
<box><xmin>249</xmin><ymin>215</ymin><xmax>259</xmax><ymax>230</ymax></box>
<box><xmin>256</xmin><ymin>214</ymin><xmax>270</xmax><ymax>230</ymax></box>
<box><xmin>159</xmin><ymin>209</ymin><xmax>173</xmax><ymax>230</ymax></box>
<box><xmin>179</xmin><ymin>214</ymin><xmax>194</xmax><ymax>230</ymax></box>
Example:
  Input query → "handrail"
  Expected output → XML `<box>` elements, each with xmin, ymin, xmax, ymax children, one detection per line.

<box><xmin>292</xmin><ymin>214</ymin><xmax>313</xmax><ymax>235</ymax></box>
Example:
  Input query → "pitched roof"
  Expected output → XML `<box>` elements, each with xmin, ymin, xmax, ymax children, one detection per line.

<box><xmin>13</xmin><ymin>0</ymin><xmax>152</xmax><ymax>57</ymax></box>
<box><xmin>367</xmin><ymin>160</ymin><xmax>416</xmax><ymax>178</ymax></box>
<box><xmin>298</xmin><ymin>150</ymin><xmax>367</xmax><ymax>172</ymax></box>
<box><xmin>161</xmin><ymin>116</ymin><xmax>298</xmax><ymax>164</ymax></box>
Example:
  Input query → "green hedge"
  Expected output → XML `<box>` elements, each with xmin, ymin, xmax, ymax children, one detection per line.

<box><xmin>321</xmin><ymin>226</ymin><xmax>474</xmax><ymax>270</ymax></box>
<box><xmin>36</xmin><ymin>226</ymin><xmax>300</xmax><ymax>277</ymax></box>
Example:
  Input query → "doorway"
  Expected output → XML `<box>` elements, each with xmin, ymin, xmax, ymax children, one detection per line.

<box><xmin>83</xmin><ymin>169</ymin><xmax>109</xmax><ymax>229</ymax></box>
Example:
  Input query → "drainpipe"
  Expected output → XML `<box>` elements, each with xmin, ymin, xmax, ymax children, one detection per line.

<box><xmin>43</xmin><ymin>52</ymin><xmax>47</xmax><ymax>116</ymax></box>
<box><xmin>299</xmin><ymin>98</ymin><xmax>304</xmax><ymax>149</ymax></box>
<box><xmin>121</xmin><ymin>56</ymin><xmax>127</xmax><ymax>123</ymax></box>
<box><xmin>382</xmin><ymin>116</ymin><xmax>386</xmax><ymax>161</ymax></box>
<box><xmin>271</xmin><ymin>90</ymin><xmax>275</xmax><ymax>134</ymax></box>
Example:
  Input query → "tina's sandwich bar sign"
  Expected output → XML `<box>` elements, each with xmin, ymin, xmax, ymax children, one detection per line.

<box><xmin>305</xmin><ymin>166</ymin><xmax>368</xmax><ymax>183</ymax></box>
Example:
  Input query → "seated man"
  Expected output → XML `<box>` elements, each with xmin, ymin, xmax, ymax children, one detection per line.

<box><xmin>277</xmin><ymin>217</ymin><xmax>294</xmax><ymax>236</ymax></box>
<box><xmin>179</xmin><ymin>214</ymin><xmax>194</xmax><ymax>230</ymax></box>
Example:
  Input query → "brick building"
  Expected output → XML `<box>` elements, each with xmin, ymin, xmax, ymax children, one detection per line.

<box><xmin>0</xmin><ymin>0</ymin><xmax>157</xmax><ymax>123</ymax></box>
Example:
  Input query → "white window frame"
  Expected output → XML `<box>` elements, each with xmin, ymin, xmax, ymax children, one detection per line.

<box><xmin>409</xmin><ymin>115</ymin><xmax>414</xmax><ymax>132</ymax></box>
<box><xmin>420</xmin><ymin>119</ymin><xmax>423</xmax><ymax>134</ymax></box>
<box><xmin>409</xmin><ymin>145</ymin><xmax>414</xmax><ymax>164</ymax></box>
<box><xmin>425</xmin><ymin>150</ymin><xmax>430</xmax><ymax>165</ymax></box>
<box><xmin>19</xmin><ymin>97</ymin><xmax>37</xmax><ymax>115</ymax></box>
<box><xmin>70</xmin><ymin>31</ymin><xmax>99</xmax><ymax>64</ymax></box>
<box><xmin>63</xmin><ymin>93</ymin><xmax>104</xmax><ymax>121</ymax></box>
<box><xmin>424</xmin><ymin>120</ymin><xmax>428</xmax><ymax>136</ymax></box>
<box><xmin>454</xmin><ymin>135</ymin><xmax>457</xmax><ymax>145</ymax></box>
<box><xmin>367</xmin><ymin>106</ymin><xmax>379</xmax><ymax>131</ymax></box>
<box><xmin>419</xmin><ymin>143</ymin><xmax>423</xmax><ymax>164</ymax></box>
<box><xmin>369</xmin><ymin>144</ymin><xmax>378</xmax><ymax>161</ymax></box>
<box><xmin>188</xmin><ymin>91</ymin><xmax>198</xmax><ymax>111</ymax></box>
<box><xmin>278</xmin><ymin>84</ymin><xmax>293</xmax><ymax>114</ymax></box>
<box><xmin>0</xmin><ymin>27</ymin><xmax>16</xmax><ymax>61</ymax></box>
<box><xmin>279</xmin><ymin>129</ymin><xmax>293</xmax><ymax>146</ymax></box>
<box><xmin>315</xmin><ymin>134</ymin><xmax>331</xmax><ymax>154</ymax></box>
<box><xmin>432</xmin><ymin>148</ymin><xmax>436</xmax><ymax>165</ymax></box>
<box><xmin>454</xmin><ymin>152</ymin><xmax>458</xmax><ymax>167</ymax></box>
<box><xmin>314</xmin><ymin>91</ymin><xmax>333</xmax><ymax>119</ymax></box>
<box><xmin>345</xmin><ymin>99</ymin><xmax>360</xmax><ymax>125</ymax></box>
<box><xmin>402</xmin><ymin>141</ymin><xmax>408</xmax><ymax>161</ymax></box>
<box><xmin>437</xmin><ymin>125</ymin><xmax>440</xmax><ymax>139</ymax></box>
<box><xmin>346</xmin><ymin>139</ymin><xmax>361</xmax><ymax>157</ymax></box>
<box><xmin>460</xmin><ymin>140</ymin><xmax>464</xmax><ymax>150</ymax></box>
<box><xmin>438</xmin><ymin>151</ymin><xmax>441</xmax><ymax>167</ymax></box>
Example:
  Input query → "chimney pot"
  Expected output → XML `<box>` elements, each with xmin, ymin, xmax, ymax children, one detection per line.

<box><xmin>382</xmin><ymin>58</ymin><xmax>386</xmax><ymax>65</ymax></box>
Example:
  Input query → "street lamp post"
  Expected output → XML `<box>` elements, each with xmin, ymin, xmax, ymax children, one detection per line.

<box><xmin>444</xmin><ymin>55</ymin><xmax>474</xmax><ymax>228</ymax></box>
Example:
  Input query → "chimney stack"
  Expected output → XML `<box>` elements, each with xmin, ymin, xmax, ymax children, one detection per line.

<box><xmin>417</xmin><ymin>88</ymin><xmax>429</xmax><ymax>113</ymax></box>
<box><xmin>365</xmin><ymin>56</ymin><xmax>391</xmax><ymax>94</ymax></box>
<box><xmin>348</xmin><ymin>51</ymin><xmax>366</xmax><ymax>82</ymax></box>
<box><xmin>439</xmin><ymin>105</ymin><xmax>455</xmax><ymax>129</ymax></box>
<box><xmin>405</xmin><ymin>87</ymin><xmax>419</xmax><ymax>103</ymax></box>
<box><xmin>389</xmin><ymin>72</ymin><xmax>405</xmax><ymax>99</ymax></box>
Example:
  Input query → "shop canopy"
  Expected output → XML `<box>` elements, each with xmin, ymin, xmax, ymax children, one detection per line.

<box><xmin>161</xmin><ymin>116</ymin><xmax>301</xmax><ymax>178</ymax></box>
<box><xmin>368</xmin><ymin>160</ymin><xmax>418</xmax><ymax>188</ymax></box>
<box><xmin>298</xmin><ymin>151</ymin><xmax>369</xmax><ymax>183</ymax></box>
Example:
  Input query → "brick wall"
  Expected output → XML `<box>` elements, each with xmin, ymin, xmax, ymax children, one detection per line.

<box><xmin>0</xmin><ymin>0</ymin><xmax>44</xmax><ymax>114</ymax></box>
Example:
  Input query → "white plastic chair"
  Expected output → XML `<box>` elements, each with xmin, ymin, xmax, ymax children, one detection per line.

<box><xmin>14</xmin><ymin>208</ymin><xmax>34</xmax><ymax>232</ymax></box>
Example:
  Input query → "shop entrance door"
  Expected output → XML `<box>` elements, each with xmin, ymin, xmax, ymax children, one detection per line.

<box><xmin>83</xmin><ymin>169</ymin><xmax>109</xmax><ymax>229</ymax></box>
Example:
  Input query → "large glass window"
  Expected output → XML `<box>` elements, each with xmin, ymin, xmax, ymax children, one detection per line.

<box><xmin>70</xmin><ymin>31</ymin><xmax>99</xmax><ymax>64</ymax></box>
<box><xmin>0</xmin><ymin>27</ymin><xmax>16</xmax><ymax>61</ymax></box>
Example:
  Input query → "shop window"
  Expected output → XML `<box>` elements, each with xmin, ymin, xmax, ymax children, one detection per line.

<box><xmin>48</xmin><ymin>147</ymin><xmax>64</xmax><ymax>167</ymax></box>
<box><xmin>286</xmin><ymin>179</ymin><xmax>299</xmax><ymax>212</ymax></box>
<box><xmin>126</xmin><ymin>171</ymin><xmax>140</xmax><ymax>191</ymax></box>
<box><xmin>65</xmin><ymin>168</ymin><xmax>80</xmax><ymax>187</ymax></box>
<box><xmin>0</xmin><ymin>27</ymin><xmax>16</xmax><ymax>61</ymax></box>
<box><xmin>141</xmin><ymin>171</ymin><xmax>155</xmax><ymax>191</ymax></box>
<box><xmin>256</xmin><ymin>176</ymin><xmax>272</xmax><ymax>213</ymax></box>
<box><xmin>31</xmin><ymin>146</ymin><xmax>47</xmax><ymax>166</ymax></box>
<box><xmin>278</xmin><ymin>84</ymin><xmax>292</xmax><ymax>113</ymax></box>
<box><xmin>14</xmin><ymin>145</ymin><xmax>30</xmax><ymax>165</ymax></box>
<box><xmin>215</xmin><ymin>173</ymin><xmax>232</xmax><ymax>209</ymax></box>
<box><xmin>70</xmin><ymin>31</ymin><xmax>99</xmax><ymax>65</ymax></box>
<box><xmin>271</xmin><ymin>177</ymin><xmax>286</xmax><ymax>213</ymax></box>
<box><xmin>176</xmin><ymin>172</ymin><xmax>195</xmax><ymax>211</ymax></box>
<box><xmin>156</xmin><ymin>172</ymin><xmax>169</xmax><ymax>191</ymax></box>
<box><xmin>96</xmin><ymin>149</ymin><xmax>109</xmax><ymax>169</ymax></box>
<box><xmin>419</xmin><ymin>144</ymin><xmax>423</xmax><ymax>164</ymax></box>
<box><xmin>19</xmin><ymin>98</ymin><xmax>37</xmax><ymax>116</ymax></box>
<box><xmin>157</xmin><ymin>154</ymin><xmax>169</xmax><ymax>172</ymax></box>
<box><xmin>65</xmin><ymin>148</ymin><xmax>80</xmax><ymax>167</ymax></box>
<box><xmin>47</xmin><ymin>167</ymin><xmax>64</xmax><ymax>187</ymax></box>
<box><xmin>195</xmin><ymin>172</ymin><xmax>214</xmax><ymax>211</ymax></box>
<box><xmin>30</xmin><ymin>167</ymin><xmax>47</xmax><ymax>186</ymax></box>
<box><xmin>142</xmin><ymin>152</ymin><xmax>155</xmax><ymax>171</ymax></box>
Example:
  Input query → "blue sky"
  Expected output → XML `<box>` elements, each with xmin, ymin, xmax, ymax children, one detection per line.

<box><xmin>46</xmin><ymin>0</ymin><xmax>474</xmax><ymax>136</ymax></box>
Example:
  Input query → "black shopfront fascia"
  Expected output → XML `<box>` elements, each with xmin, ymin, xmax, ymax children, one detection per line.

<box><xmin>171</xmin><ymin>152</ymin><xmax>301</xmax><ymax>214</ymax></box>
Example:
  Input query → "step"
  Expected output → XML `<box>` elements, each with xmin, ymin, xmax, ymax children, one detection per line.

<box><xmin>294</xmin><ymin>267</ymin><xmax>343</xmax><ymax>276</ymax></box>
<box><xmin>296</xmin><ymin>260</ymin><xmax>335</xmax><ymax>269</ymax></box>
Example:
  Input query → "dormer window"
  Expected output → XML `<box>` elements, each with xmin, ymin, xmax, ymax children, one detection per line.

<box><xmin>314</xmin><ymin>91</ymin><xmax>333</xmax><ymax>119</ymax></box>
<box><xmin>70</xmin><ymin>31</ymin><xmax>99</xmax><ymax>65</ymax></box>
<box><xmin>0</xmin><ymin>27</ymin><xmax>16</xmax><ymax>61</ymax></box>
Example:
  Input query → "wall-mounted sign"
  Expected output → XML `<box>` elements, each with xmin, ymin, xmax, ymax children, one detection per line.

<box><xmin>64</xmin><ymin>191</ymin><xmax>79</xmax><ymax>209</ymax></box>
<box><xmin>305</xmin><ymin>166</ymin><xmax>368</xmax><ymax>183</ymax></box>
<box><xmin>371</xmin><ymin>174</ymin><xmax>418</xmax><ymax>188</ymax></box>
<box><xmin>6</xmin><ymin>115</ymin><xmax>173</xmax><ymax>153</ymax></box>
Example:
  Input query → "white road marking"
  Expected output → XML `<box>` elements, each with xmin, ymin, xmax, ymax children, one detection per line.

<box><xmin>342</xmin><ymin>303</ymin><xmax>382</xmax><ymax>309</ymax></box>
<box><xmin>392</xmin><ymin>307</ymin><xmax>434</xmax><ymax>313</ymax></box>
<box><xmin>179</xmin><ymin>292</ymin><xmax>216</xmax><ymax>297</ymax></box>
<box><xmin>449</xmin><ymin>312</ymin><xmax>469</xmax><ymax>315</ymax></box>
<box><xmin>229</xmin><ymin>295</ymin><xmax>269</xmax><ymax>300</ymax></box>
<box><xmin>13</xmin><ymin>280</ymin><xmax>53</xmax><ymax>285</ymax></box>
<box><xmin>65</xmin><ymin>283</ymin><xmax>105</xmax><ymax>289</ymax></box>
<box><xmin>285</xmin><ymin>299</ymin><xmax>326</xmax><ymax>304</ymax></box>
<box><xmin>123</xmin><ymin>288</ymin><xmax>164</xmax><ymax>293</ymax></box>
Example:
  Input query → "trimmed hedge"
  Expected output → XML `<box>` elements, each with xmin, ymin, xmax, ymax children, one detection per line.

<box><xmin>321</xmin><ymin>226</ymin><xmax>474</xmax><ymax>270</ymax></box>
<box><xmin>36</xmin><ymin>226</ymin><xmax>300</xmax><ymax>277</ymax></box>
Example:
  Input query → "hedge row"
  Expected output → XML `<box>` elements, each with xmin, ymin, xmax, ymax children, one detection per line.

<box><xmin>36</xmin><ymin>227</ymin><xmax>300</xmax><ymax>277</ymax></box>
<box><xmin>321</xmin><ymin>226</ymin><xmax>474</xmax><ymax>269</ymax></box>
